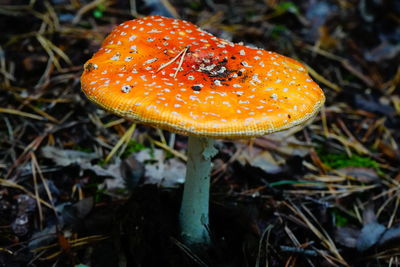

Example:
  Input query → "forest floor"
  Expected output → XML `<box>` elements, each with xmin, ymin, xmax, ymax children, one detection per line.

<box><xmin>1</xmin><ymin>0</ymin><xmax>400</xmax><ymax>266</ymax></box>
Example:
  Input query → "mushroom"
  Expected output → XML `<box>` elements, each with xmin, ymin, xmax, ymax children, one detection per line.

<box><xmin>81</xmin><ymin>16</ymin><xmax>325</xmax><ymax>246</ymax></box>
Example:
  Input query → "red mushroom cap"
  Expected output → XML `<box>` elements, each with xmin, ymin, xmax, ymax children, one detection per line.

<box><xmin>81</xmin><ymin>16</ymin><xmax>325</xmax><ymax>138</ymax></box>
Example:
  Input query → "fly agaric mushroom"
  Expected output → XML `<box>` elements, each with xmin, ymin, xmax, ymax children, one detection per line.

<box><xmin>81</xmin><ymin>16</ymin><xmax>325</xmax><ymax>246</ymax></box>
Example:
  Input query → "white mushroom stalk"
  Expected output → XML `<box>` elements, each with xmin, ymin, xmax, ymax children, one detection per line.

<box><xmin>179</xmin><ymin>136</ymin><xmax>217</xmax><ymax>245</ymax></box>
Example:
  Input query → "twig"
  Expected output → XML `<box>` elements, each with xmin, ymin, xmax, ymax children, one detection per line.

<box><xmin>31</xmin><ymin>155</ymin><xmax>44</xmax><ymax>229</ymax></box>
<box><xmin>72</xmin><ymin>0</ymin><xmax>107</xmax><ymax>25</ymax></box>
<box><xmin>280</xmin><ymin>246</ymin><xmax>318</xmax><ymax>257</ymax></box>
<box><xmin>150</xmin><ymin>138</ymin><xmax>187</xmax><ymax>162</ymax></box>
<box><xmin>104</xmin><ymin>123</ymin><xmax>136</xmax><ymax>163</ymax></box>
<box><xmin>0</xmin><ymin>178</ymin><xmax>53</xmax><ymax>209</ymax></box>
<box><xmin>303</xmin><ymin>63</ymin><xmax>342</xmax><ymax>92</ymax></box>
<box><xmin>170</xmin><ymin>237</ymin><xmax>208</xmax><ymax>267</ymax></box>
<box><xmin>0</xmin><ymin>107</ymin><xmax>45</xmax><ymax>120</ymax></box>
<box><xmin>174</xmin><ymin>46</ymin><xmax>189</xmax><ymax>78</ymax></box>
<box><xmin>157</xmin><ymin>46</ymin><xmax>188</xmax><ymax>74</ymax></box>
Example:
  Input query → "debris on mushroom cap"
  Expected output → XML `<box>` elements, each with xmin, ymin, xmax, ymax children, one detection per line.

<box><xmin>81</xmin><ymin>16</ymin><xmax>325</xmax><ymax>138</ymax></box>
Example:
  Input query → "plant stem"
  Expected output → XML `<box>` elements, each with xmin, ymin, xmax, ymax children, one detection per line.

<box><xmin>179</xmin><ymin>135</ymin><xmax>217</xmax><ymax>245</ymax></box>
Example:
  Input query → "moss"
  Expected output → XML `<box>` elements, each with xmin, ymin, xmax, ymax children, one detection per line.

<box><xmin>331</xmin><ymin>209</ymin><xmax>349</xmax><ymax>227</ymax></box>
<box><xmin>92</xmin><ymin>4</ymin><xmax>106</xmax><ymax>18</ymax></box>
<box><xmin>271</xmin><ymin>25</ymin><xmax>289</xmax><ymax>39</ymax></box>
<box><xmin>122</xmin><ymin>140</ymin><xmax>146</xmax><ymax>158</ymax></box>
<box><xmin>275</xmin><ymin>2</ymin><xmax>299</xmax><ymax>14</ymax></box>
<box><xmin>188</xmin><ymin>1</ymin><xmax>202</xmax><ymax>10</ymax></box>
<box><xmin>73</xmin><ymin>145</ymin><xmax>93</xmax><ymax>153</ymax></box>
<box><xmin>317</xmin><ymin>149</ymin><xmax>380</xmax><ymax>171</ymax></box>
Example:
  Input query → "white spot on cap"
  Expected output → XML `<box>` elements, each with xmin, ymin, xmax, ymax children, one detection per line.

<box><xmin>148</xmin><ymin>29</ymin><xmax>161</xmax><ymax>33</ymax></box>
<box><xmin>129</xmin><ymin>35</ymin><xmax>137</xmax><ymax>41</ymax></box>
<box><xmin>252</xmin><ymin>74</ymin><xmax>261</xmax><ymax>83</ymax></box>
<box><xmin>239</xmin><ymin>50</ymin><xmax>245</xmax><ymax>55</ymax></box>
<box><xmin>121</xmin><ymin>85</ymin><xmax>132</xmax><ymax>93</ymax></box>
<box><xmin>235</xmin><ymin>91</ymin><xmax>244</xmax><ymax>96</ymax></box>
<box><xmin>145</xmin><ymin>58</ymin><xmax>158</xmax><ymax>64</ymax></box>
<box><xmin>214</xmin><ymin>80</ymin><xmax>222</xmax><ymax>86</ymax></box>
<box><xmin>111</xmin><ymin>53</ymin><xmax>120</xmax><ymax>61</ymax></box>
<box><xmin>241</xmin><ymin>61</ymin><xmax>250</xmax><ymax>67</ymax></box>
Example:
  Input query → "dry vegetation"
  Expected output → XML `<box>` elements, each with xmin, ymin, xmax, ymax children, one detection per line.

<box><xmin>0</xmin><ymin>0</ymin><xmax>399</xmax><ymax>266</ymax></box>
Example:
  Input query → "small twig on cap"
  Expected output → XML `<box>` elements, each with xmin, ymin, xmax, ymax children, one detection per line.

<box><xmin>174</xmin><ymin>46</ymin><xmax>189</xmax><ymax>78</ymax></box>
<box><xmin>156</xmin><ymin>47</ymin><xmax>186</xmax><ymax>72</ymax></box>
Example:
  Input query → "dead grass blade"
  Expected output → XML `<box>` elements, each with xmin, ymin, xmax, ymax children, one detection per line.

<box><xmin>0</xmin><ymin>46</ymin><xmax>15</xmax><ymax>84</ymax></box>
<box><xmin>0</xmin><ymin>178</ymin><xmax>53</xmax><ymax>209</ymax></box>
<box><xmin>36</xmin><ymin>35</ymin><xmax>71</xmax><ymax>71</ymax></box>
<box><xmin>32</xmin><ymin>234</ymin><xmax>109</xmax><ymax>260</ymax></box>
<box><xmin>0</xmin><ymin>107</ymin><xmax>45</xmax><ymax>120</ymax></box>
<box><xmin>170</xmin><ymin>237</ymin><xmax>209</xmax><ymax>267</ymax></box>
<box><xmin>72</xmin><ymin>0</ymin><xmax>108</xmax><ymax>25</ymax></box>
<box><xmin>31</xmin><ymin>153</ymin><xmax>57</xmax><ymax>215</ymax></box>
<box><xmin>283</xmin><ymin>184</ymin><xmax>377</xmax><ymax>197</ymax></box>
<box><xmin>255</xmin><ymin>224</ymin><xmax>274</xmax><ymax>267</ymax></box>
<box><xmin>303</xmin><ymin>63</ymin><xmax>342</xmax><ymax>92</ymax></box>
<box><xmin>104</xmin><ymin>123</ymin><xmax>136</xmax><ymax>163</ymax></box>
<box><xmin>103</xmin><ymin>118</ymin><xmax>126</xmax><ymax>128</ymax></box>
<box><xmin>285</xmin><ymin>201</ymin><xmax>348</xmax><ymax>266</ymax></box>
<box><xmin>150</xmin><ymin>138</ymin><xmax>188</xmax><ymax>162</ymax></box>
<box><xmin>31</xmin><ymin>154</ymin><xmax>44</xmax><ymax>229</ymax></box>
<box><xmin>302</xmin><ymin>44</ymin><xmax>375</xmax><ymax>87</ymax></box>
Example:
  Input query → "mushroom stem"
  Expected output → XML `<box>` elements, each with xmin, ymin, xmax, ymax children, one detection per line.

<box><xmin>180</xmin><ymin>135</ymin><xmax>217</xmax><ymax>245</ymax></box>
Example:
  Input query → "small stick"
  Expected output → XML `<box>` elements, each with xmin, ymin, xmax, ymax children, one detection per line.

<box><xmin>174</xmin><ymin>46</ymin><xmax>189</xmax><ymax>78</ymax></box>
<box><xmin>157</xmin><ymin>47</ymin><xmax>186</xmax><ymax>72</ymax></box>
<box><xmin>280</xmin><ymin>245</ymin><xmax>318</xmax><ymax>257</ymax></box>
